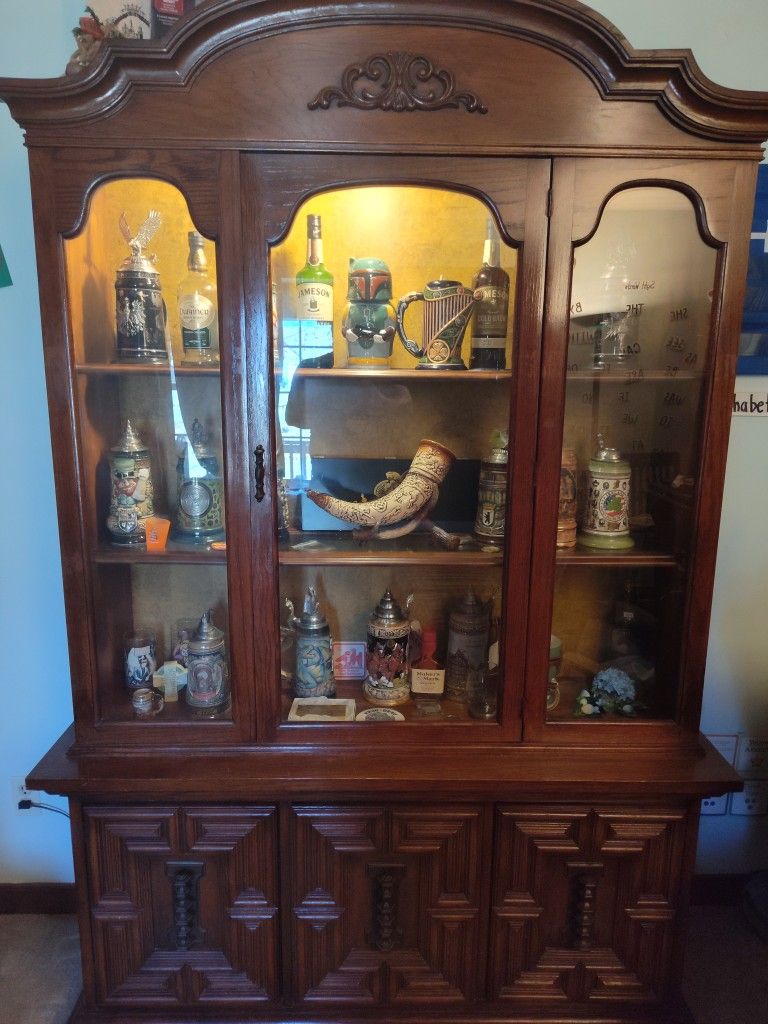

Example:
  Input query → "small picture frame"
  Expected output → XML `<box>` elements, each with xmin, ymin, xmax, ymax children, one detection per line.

<box><xmin>333</xmin><ymin>641</ymin><xmax>367</xmax><ymax>680</ymax></box>
<box><xmin>288</xmin><ymin>697</ymin><xmax>356</xmax><ymax>722</ymax></box>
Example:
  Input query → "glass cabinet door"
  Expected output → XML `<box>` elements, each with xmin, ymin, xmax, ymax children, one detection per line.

<box><xmin>270</xmin><ymin>186</ymin><xmax>518</xmax><ymax>728</ymax></box>
<box><xmin>64</xmin><ymin>178</ymin><xmax>238</xmax><ymax>731</ymax></box>
<box><xmin>547</xmin><ymin>186</ymin><xmax>717</xmax><ymax>725</ymax></box>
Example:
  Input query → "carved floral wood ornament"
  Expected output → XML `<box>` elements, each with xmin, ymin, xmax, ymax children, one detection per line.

<box><xmin>309</xmin><ymin>51</ymin><xmax>488</xmax><ymax>113</ymax></box>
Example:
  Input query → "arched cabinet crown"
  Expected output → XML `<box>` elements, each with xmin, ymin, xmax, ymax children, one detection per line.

<box><xmin>3</xmin><ymin>0</ymin><xmax>768</xmax><ymax>156</ymax></box>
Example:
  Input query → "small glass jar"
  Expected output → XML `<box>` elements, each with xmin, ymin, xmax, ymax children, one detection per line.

<box><xmin>131</xmin><ymin>687</ymin><xmax>164</xmax><ymax>717</ymax></box>
<box><xmin>468</xmin><ymin>667</ymin><xmax>497</xmax><ymax>720</ymax></box>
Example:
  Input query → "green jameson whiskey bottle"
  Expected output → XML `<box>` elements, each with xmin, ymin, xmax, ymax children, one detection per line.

<box><xmin>469</xmin><ymin>219</ymin><xmax>510</xmax><ymax>370</ymax></box>
<box><xmin>178</xmin><ymin>231</ymin><xmax>219</xmax><ymax>365</ymax></box>
<box><xmin>296</xmin><ymin>213</ymin><xmax>334</xmax><ymax>330</ymax></box>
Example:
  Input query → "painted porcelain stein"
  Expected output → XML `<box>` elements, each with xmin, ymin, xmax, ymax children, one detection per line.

<box><xmin>396</xmin><ymin>279</ymin><xmax>476</xmax><ymax>369</ymax></box>
<box><xmin>364</xmin><ymin>588</ymin><xmax>414</xmax><ymax>706</ymax></box>
<box><xmin>580</xmin><ymin>434</ymin><xmax>634</xmax><ymax>550</ymax></box>
<box><xmin>285</xmin><ymin>587</ymin><xmax>335</xmax><ymax>698</ymax></box>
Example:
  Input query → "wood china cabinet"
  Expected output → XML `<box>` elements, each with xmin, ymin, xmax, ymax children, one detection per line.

<box><xmin>3</xmin><ymin>2</ymin><xmax>767</xmax><ymax>1021</ymax></box>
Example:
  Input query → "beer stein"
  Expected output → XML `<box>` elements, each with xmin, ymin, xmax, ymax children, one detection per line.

<box><xmin>396</xmin><ymin>279</ymin><xmax>476</xmax><ymax>369</ymax></box>
<box><xmin>285</xmin><ymin>587</ymin><xmax>335</xmax><ymax>698</ymax></box>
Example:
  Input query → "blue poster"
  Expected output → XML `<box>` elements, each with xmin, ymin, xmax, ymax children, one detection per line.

<box><xmin>0</xmin><ymin>243</ymin><xmax>11</xmax><ymax>288</ymax></box>
<box><xmin>738</xmin><ymin>163</ymin><xmax>768</xmax><ymax>374</ymax></box>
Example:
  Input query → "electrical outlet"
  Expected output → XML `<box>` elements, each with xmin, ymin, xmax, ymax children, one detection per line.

<box><xmin>11</xmin><ymin>776</ymin><xmax>34</xmax><ymax>801</ymax></box>
<box><xmin>701</xmin><ymin>794</ymin><xmax>729</xmax><ymax>815</ymax></box>
<box><xmin>729</xmin><ymin>781</ymin><xmax>768</xmax><ymax>816</ymax></box>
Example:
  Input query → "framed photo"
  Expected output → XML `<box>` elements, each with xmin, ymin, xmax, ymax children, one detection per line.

<box><xmin>738</xmin><ymin>164</ymin><xmax>768</xmax><ymax>375</ymax></box>
<box><xmin>287</xmin><ymin>697</ymin><xmax>356</xmax><ymax>722</ymax></box>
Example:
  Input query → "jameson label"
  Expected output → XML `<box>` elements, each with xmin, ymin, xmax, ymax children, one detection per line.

<box><xmin>179</xmin><ymin>293</ymin><xmax>214</xmax><ymax>349</ymax></box>
<box><xmin>297</xmin><ymin>283</ymin><xmax>333</xmax><ymax>322</ymax></box>
<box><xmin>473</xmin><ymin>284</ymin><xmax>509</xmax><ymax>337</ymax></box>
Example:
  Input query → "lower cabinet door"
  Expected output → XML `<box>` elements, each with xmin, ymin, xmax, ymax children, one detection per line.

<box><xmin>488</xmin><ymin>804</ymin><xmax>689</xmax><ymax>1007</ymax></box>
<box><xmin>83</xmin><ymin>805</ymin><xmax>279</xmax><ymax>1007</ymax></box>
<box><xmin>287</xmin><ymin>803</ymin><xmax>488</xmax><ymax>1006</ymax></box>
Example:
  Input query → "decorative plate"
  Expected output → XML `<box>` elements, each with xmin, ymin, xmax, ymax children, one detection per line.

<box><xmin>356</xmin><ymin>707</ymin><xmax>405</xmax><ymax>722</ymax></box>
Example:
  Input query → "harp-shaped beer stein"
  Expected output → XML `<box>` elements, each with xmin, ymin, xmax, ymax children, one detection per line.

<box><xmin>396</xmin><ymin>279</ymin><xmax>476</xmax><ymax>369</ymax></box>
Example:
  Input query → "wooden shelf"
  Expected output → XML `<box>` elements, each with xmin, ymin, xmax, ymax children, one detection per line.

<box><xmin>279</xmin><ymin>529</ymin><xmax>503</xmax><ymax>566</ymax></box>
<box><xmin>92</xmin><ymin>541</ymin><xmax>227</xmax><ymax>565</ymax></box>
<box><xmin>281</xmin><ymin>679</ymin><xmax>483</xmax><ymax>725</ymax></box>
<box><xmin>555</xmin><ymin>546</ymin><xmax>680</xmax><ymax>568</ymax></box>
<box><xmin>566</xmin><ymin>369</ymin><xmax>703</xmax><ymax>383</ymax></box>
<box><xmin>290</xmin><ymin>366</ymin><xmax>511</xmax><ymax>382</ymax></box>
<box><xmin>76</xmin><ymin>361</ymin><xmax>220</xmax><ymax>377</ymax></box>
<box><xmin>101</xmin><ymin>697</ymin><xmax>233</xmax><ymax>726</ymax></box>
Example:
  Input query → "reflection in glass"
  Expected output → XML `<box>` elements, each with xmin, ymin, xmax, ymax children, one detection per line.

<box><xmin>550</xmin><ymin>187</ymin><xmax>717</xmax><ymax>723</ymax></box>
<box><xmin>271</xmin><ymin>186</ymin><xmax>517</xmax><ymax>724</ymax></box>
<box><xmin>64</xmin><ymin>177</ymin><xmax>231</xmax><ymax>724</ymax></box>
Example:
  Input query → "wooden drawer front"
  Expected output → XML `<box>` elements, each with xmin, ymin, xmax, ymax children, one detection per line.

<box><xmin>83</xmin><ymin>805</ymin><xmax>279</xmax><ymax>1007</ymax></box>
<box><xmin>489</xmin><ymin>804</ymin><xmax>687</xmax><ymax>1006</ymax></box>
<box><xmin>287</xmin><ymin>803</ymin><xmax>487</xmax><ymax>1006</ymax></box>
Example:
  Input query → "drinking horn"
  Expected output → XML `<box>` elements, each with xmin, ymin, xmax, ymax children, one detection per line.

<box><xmin>306</xmin><ymin>439</ymin><xmax>455</xmax><ymax>538</ymax></box>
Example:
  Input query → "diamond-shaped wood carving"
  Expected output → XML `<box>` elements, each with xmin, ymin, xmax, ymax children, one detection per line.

<box><xmin>489</xmin><ymin>805</ymin><xmax>687</xmax><ymax>1006</ymax></box>
<box><xmin>84</xmin><ymin>806</ymin><xmax>279</xmax><ymax>1006</ymax></box>
<box><xmin>289</xmin><ymin>804</ymin><xmax>485</xmax><ymax>1006</ymax></box>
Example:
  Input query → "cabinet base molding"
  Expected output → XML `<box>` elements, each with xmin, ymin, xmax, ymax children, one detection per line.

<box><xmin>0</xmin><ymin>882</ymin><xmax>76</xmax><ymax>915</ymax></box>
<box><xmin>65</xmin><ymin>1000</ymin><xmax>697</xmax><ymax>1024</ymax></box>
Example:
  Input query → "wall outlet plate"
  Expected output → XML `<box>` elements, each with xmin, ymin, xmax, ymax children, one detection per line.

<box><xmin>730</xmin><ymin>781</ymin><xmax>768</xmax><ymax>816</ymax></box>
<box><xmin>10</xmin><ymin>776</ymin><xmax>38</xmax><ymax>804</ymax></box>
<box><xmin>701</xmin><ymin>794</ymin><xmax>729</xmax><ymax>815</ymax></box>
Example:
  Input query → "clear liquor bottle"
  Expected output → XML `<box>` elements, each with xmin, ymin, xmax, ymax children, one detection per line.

<box><xmin>295</xmin><ymin>214</ymin><xmax>334</xmax><ymax>364</ymax></box>
<box><xmin>469</xmin><ymin>219</ymin><xmax>510</xmax><ymax>370</ymax></box>
<box><xmin>178</xmin><ymin>231</ymin><xmax>219</xmax><ymax>366</ymax></box>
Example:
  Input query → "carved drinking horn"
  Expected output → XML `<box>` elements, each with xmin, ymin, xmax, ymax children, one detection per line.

<box><xmin>305</xmin><ymin>439</ymin><xmax>455</xmax><ymax>536</ymax></box>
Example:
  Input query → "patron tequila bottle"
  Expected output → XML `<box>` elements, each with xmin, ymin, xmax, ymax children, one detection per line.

<box><xmin>469</xmin><ymin>219</ymin><xmax>510</xmax><ymax>370</ymax></box>
<box><xmin>178</xmin><ymin>231</ymin><xmax>219</xmax><ymax>365</ymax></box>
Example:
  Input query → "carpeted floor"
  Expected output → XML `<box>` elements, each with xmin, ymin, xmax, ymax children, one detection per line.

<box><xmin>0</xmin><ymin>906</ymin><xmax>766</xmax><ymax>1023</ymax></box>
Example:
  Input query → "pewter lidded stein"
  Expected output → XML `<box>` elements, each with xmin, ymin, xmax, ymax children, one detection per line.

<box><xmin>363</xmin><ymin>588</ymin><xmax>413</xmax><ymax>706</ymax></box>
<box><xmin>445</xmin><ymin>588</ymin><xmax>490</xmax><ymax>702</ymax></box>
<box><xmin>580</xmin><ymin>433</ymin><xmax>634</xmax><ymax>550</ymax></box>
<box><xmin>175</xmin><ymin>418</ymin><xmax>225</xmax><ymax>542</ymax></box>
<box><xmin>285</xmin><ymin>587</ymin><xmax>335</xmax><ymax>698</ymax></box>
<box><xmin>106</xmin><ymin>420</ymin><xmax>154</xmax><ymax>545</ymax></box>
<box><xmin>185</xmin><ymin>610</ymin><xmax>229</xmax><ymax>709</ymax></box>
<box><xmin>114</xmin><ymin>210</ymin><xmax>169</xmax><ymax>363</ymax></box>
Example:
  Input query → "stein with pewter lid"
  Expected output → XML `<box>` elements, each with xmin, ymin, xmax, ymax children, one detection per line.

<box><xmin>580</xmin><ymin>434</ymin><xmax>634</xmax><ymax>550</ymax></box>
<box><xmin>174</xmin><ymin>418</ymin><xmax>225</xmax><ymax>543</ymax></box>
<box><xmin>106</xmin><ymin>420</ymin><xmax>155</xmax><ymax>545</ymax></box>
<box><xmin>114</xmin><ymin>210</ymin><xmax>169</xmax><ymax>363</ymax></box>
<box><xmin>364</xmin><ymin>588</ymin><xmax>413</xmax><ymax>706</ymax></box>
<box><xmin>285</xmin><ymin>586</ymin><xmax>335</xmax><ymax>698</ymax></box>
<box><xmin>445</xmin><ymin>588</ymin><xmax>490</xmax><ymax>702</ymax></box>
<box><xmin>185</xmin><ymin>610</ymin><xmax>229</xmax><ymax>709</ymax></box>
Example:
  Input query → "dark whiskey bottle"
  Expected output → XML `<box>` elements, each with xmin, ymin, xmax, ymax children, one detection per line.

<box><xmin>469</xmin><ymin>219</ymin><xmax>510</xmax><ymax>370</ymax></box>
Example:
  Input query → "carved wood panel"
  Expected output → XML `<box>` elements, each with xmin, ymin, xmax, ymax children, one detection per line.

<box><xmin>83</xmin><ymin>806</ymin><xmax>278</xmax><ymax>1006</ymax></box>
<box><xmin>287</xmin><ymin>804</ymin><xmax>486</xmax><ymax>1006</ymax></box>
<box><xmin>489</xmin><ymin>804</ymin><xmax>688</xmax><ymax>1006</ymax></box>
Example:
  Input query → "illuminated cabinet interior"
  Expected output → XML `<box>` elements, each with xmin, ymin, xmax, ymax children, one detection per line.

<box><xmin>1</xmin><ymin>2</ymin><xmax>766</xmax><ymax>1022</ymax></box>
